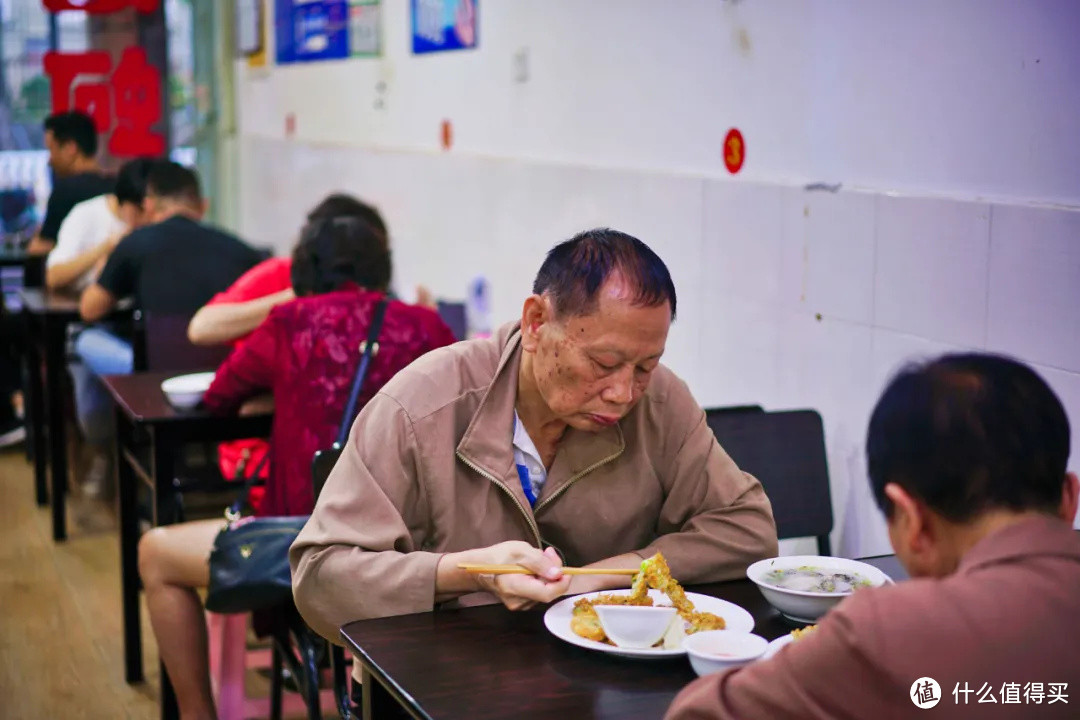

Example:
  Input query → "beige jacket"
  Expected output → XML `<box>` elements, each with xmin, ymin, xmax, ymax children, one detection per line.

<box><xmin>290</xmin><ymin>323</ymin><xmax>777</xmax><ymax>641</ymax></box>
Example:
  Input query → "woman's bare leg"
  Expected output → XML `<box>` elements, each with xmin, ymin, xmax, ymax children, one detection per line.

<box><xmin>138</xmin><ymin>519</ymin><xmax>221</xmax><ymax>720</ymax></box>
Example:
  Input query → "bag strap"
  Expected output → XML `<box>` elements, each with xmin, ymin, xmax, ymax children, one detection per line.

<box><xmin>336</xmin><ymin>298</ymin><xmax>389</xmax><ymax>447</ymax></box>
<box><xmin>226</xmin><ymin>297</ymin><xmax>389</xmax><ymax>520</ymax></box>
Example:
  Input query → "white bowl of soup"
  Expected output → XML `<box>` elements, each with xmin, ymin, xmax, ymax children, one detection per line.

<box><xmin>684</xmin><ymin>631</ymin><xmax>769</xmax><ymax>676</ymax></box>
<box><xmin>161</xmin><ymin>372</ymin><xmax>216</xmax><ymax>410</ymax></box>
<box><xmin>746</xmin><ymin>556</ymin><xmax>892</xmax><ymax>622</ymax></box>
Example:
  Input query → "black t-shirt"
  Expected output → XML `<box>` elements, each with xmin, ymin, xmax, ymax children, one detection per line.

<box><xmin>39</xmin><ymin>171</ymin><xmax>115</xmax><ymax>242</ymax></box>
<box><xmin>97</xmin><ymin>215</ymin><xmax>261</xmax><ymax>315</ymax></box>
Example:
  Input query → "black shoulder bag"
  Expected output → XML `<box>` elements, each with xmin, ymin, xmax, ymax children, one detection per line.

<box><xmin>205</xmin><ymin>299</ymin><xmax>389</xmax><ymax>614</ymax></box>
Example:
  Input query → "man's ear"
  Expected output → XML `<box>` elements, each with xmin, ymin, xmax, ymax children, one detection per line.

<box><xmin>519</xmin><ymin>294</ymin><xmax>550</xmax><ymax>352</ymax></box>
<box><xmin>1060</xmin><ymin>472</ymin><xmax>1079</xmax><ymax>525</ymax></box>
<box><xmin>884</xmin><ymin>483</ymin><xmax>932</xmax><ymax>554</ymax></box>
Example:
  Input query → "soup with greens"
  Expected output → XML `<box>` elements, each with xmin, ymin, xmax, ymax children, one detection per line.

<box><xmin>762</xmin><ymin>567</ymin><xmax>873</xmax><ymax>593</ymax></box>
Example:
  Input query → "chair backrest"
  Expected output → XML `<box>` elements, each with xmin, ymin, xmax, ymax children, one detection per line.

<box><xmin>705</xmin><ymin>408</ymin><xmax>834</xmax><ymax>555</ymax></box>
<box><xmin>132</xmin><ymin>311</ymin><xmax>232</xmax><ymax>373</ymax></box>
<box><xmin>436</xmin><ymin>300</ymin><xmax>468</xmax><ymax>341</ymax></box>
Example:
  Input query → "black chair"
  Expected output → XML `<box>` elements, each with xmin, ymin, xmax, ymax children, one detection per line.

<box><xmin>131</xmin><ymin>310</ymin><xmax>232</xmax><ymax>373</ymax></box>
<box><xmin>436</xmin><ymin>300</ymin><xmax>467</xmax><ymax>341</ymax></box>
<box><xmin>705</xmin><ymin>408</ymin><xmax>834</xmax><ymax>556</ymax></box>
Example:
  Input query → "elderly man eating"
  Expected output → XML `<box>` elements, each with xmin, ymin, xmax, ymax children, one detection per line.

<box><xmin>291</xmin><ymin>228</ymin><xmax>778</xmax><ymax>639</ymax></box>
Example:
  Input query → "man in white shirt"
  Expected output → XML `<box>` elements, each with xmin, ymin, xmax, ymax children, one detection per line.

<box><xmin>46</xmin><ymin>157</ymin><xmax>156</xmax><ymax>292</ymax></box>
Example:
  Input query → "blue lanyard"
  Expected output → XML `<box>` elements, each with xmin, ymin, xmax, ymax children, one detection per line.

<box><xmin>515</xmin><ymin>462</ymin><xmax>537</xmax><ymax>506</ymax></box>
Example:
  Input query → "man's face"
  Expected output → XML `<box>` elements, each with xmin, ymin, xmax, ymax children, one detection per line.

<box><xmin>522</xmin><ymin>275</ymin><xmax>671</xmax><ymax>431</ymax></box>
<box><xmin>44</xmin><ymin>130</ymin><xmax>77</xmax><ymax>176</ymax></box>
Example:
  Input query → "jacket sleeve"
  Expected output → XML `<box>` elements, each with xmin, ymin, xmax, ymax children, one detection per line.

<box><xmin>201</xmin><ymin>313</ymin><xmax>279</xmax><ymax>415</ymax></box>
<box><xmin>636</xmin><ymin>404</ymin><xmax>778</xmax><ymax>583</ymax></box>
<box><xmin>290</xmin><ymin>392</ymin><xmax>442</xmax><ymax>642</ymax></box>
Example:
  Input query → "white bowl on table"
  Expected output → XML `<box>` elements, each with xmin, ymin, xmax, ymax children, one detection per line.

<box><xmin>593</xmin><ymin>605</ymin><xmax>678</xmax><ymax>649</ymax></box>
<box><xmin>746</xmin><ymin>555</ymin><xmax>892</xmax><ymax>623</ymax></box>
<box><xmin>160</xmin><ymin>371</ymin><xmax>216</xmax><ymax>410</ymax></box>
<box><xmin>684</xmin><ymin>631</ymin><xmax>769</xmax><ymax>676</ymax></box>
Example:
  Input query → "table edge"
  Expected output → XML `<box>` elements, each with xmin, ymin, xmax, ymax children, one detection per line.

<box><xmin>339</xmin><ymin>629</ymin><xmax>434</xmax><ymax>720</ymax></box>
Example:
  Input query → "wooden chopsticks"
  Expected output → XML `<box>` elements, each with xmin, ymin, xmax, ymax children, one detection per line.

<box><xmin>457</xmin><ymin>563</ymin><xmax>638</xmax><ymax>576</ymax></box>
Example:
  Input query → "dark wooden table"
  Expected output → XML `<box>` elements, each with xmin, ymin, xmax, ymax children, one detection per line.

<box><xmin>342</xmin><ymin>555</ymin><xmax>906</xmax><ymax>720</ymax></box>
<box><xmin>101</xmin><ymin>371</ymin><xmax>271</xmax><ymax>720</ymax></box>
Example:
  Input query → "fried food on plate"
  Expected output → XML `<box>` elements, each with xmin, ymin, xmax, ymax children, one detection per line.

<box><xmin>569</xmin><ymin>552</ymin><xmax>726</xmax><ymax>647</ymax></box>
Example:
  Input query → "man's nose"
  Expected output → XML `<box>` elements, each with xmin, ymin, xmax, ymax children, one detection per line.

<box><xmin>601</xmin><ymin>366</ymin><xmax>635</xmax><ymax>406</ymax></box>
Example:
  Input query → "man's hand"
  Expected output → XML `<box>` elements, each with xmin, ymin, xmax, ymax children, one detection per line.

<box><xmin>436</xmin><ymin>541</ymin><xmax>571</xmax><ymax>610</ymax></box>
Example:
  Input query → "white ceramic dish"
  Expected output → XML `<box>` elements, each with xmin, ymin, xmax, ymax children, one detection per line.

<box><xmin>684</xmin><ymin>631</ymin><xmax>769</xmax><ymax>676</ymax></box>
<box><xmin>746</xmin><ymin>556</ymin><xmax>892</xmax><ymax>622</ymax></box>
<box><xmin>160</xmin><ymin>371</ymin><xmax>216</xmax><ymax>410</ymax></box>
<box><xmin>593</xmin><ymin>604</ymin><xmax>678</xmax><ymax>649</ymax></box>
<box><xmin>762</xmin><ymin>633</ymin><xmax>795</xmax><ymax>659</ymax></box>
<box><xmin>543</xmin><ymin>589</ymin><xmax>754</xmax><ymax>659</ymax></box>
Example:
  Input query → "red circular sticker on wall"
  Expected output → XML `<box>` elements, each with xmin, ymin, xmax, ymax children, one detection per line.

<box><xmin>723</xmin><ymin>128</ymin><xmax>745</xmax><ymax>174</ymax></box>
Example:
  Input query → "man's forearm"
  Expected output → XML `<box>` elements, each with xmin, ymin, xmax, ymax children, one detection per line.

<box><xmin>46</xmin><ymin>243</ymin><xmax>110</xmax><ymax>290</ymax></box>
<box><xmin>188</xmin><ymin>290</ymin><xmax>293</xmax><ymax>345</ymax></box>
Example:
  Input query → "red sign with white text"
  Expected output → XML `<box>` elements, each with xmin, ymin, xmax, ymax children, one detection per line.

<box><xmin>43</xmin><ymin>0</ymin><xmax>159</xmax><ymax>13</ymax></box>
<box><xmin>44</xmin><ymin>47</ymin><xmax>166</xmax><ymax>157</ymax></box>
<box><xmin>723</xmin><ymin>128</ymin><xmax>745</xmax><ymax>174</ymax></box>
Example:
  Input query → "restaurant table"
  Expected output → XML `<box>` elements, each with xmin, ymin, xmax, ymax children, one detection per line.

<box><xmin>18</xmin><ymin>288</ymin><xmax>132</xmax><ymax>540</ymax></box>
<box><xmin>342</xmin><ymin>555</ymin><xmax>905</xmax><ymax>720</ymax></box>
<box><xmin>101</xmin><ymin>371</ymin><xmax>271</xmax><ymax>720</ymax></box>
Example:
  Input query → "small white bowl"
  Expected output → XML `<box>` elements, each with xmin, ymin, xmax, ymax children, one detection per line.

<box><xmin>684</xmin><ymin>631</ymin><xmax>769</xmax><ymax>676</ymax></box>
<box><xmin>160</xmin><ymin>371</ymin><xmax>216</xmax><ymax>410</ymax></box>
<box><xmin>746</xmin><ymin>555</ymin><xmax>892</xmax><ymax>622</ymax></box>
<box><xmin>593</xmin><ymin>605</ymin><xmax>678</xmax><ymax>649</ymax></box>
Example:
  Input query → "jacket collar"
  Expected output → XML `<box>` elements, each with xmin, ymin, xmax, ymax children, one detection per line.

<box><xmin>456</xmin><ymin>323</ymin><xmax>625</xmax><ymax>504</ymax></box>
<box><xmin>958</xmin><ymin>515</ymin><xmax>1080</xmax><ymax>574</ymax></box>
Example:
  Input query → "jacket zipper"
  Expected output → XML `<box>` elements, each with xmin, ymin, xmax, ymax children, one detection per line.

<box><xmin>456</xmin><ymin>450</ymin><xmax>544</xmax><ymax>547</ymax></box>
<box><xmin>533</xmin><ymin>449</ymin><xmax>622</xmax><ymax>515</ymax></box>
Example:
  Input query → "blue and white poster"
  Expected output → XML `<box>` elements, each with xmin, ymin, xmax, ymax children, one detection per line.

<box><xmin>411</xmin><ymin>0</ymin><xmax>477</xmax><ymax>55</ymax></box>
<box><xmin>276</xmin><ymin>0</ymin><xmax>350</xmax><ymax>64</ymax></box>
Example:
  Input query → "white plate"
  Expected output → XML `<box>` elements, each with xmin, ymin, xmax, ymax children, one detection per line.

<box><xmin>762</xmin><ymin>633</ymin><xmax>795</xmax><ymax>659</ymax></box>
<box><xmin>544</xmin><ymin>589</ymin><xmax>755</xmax><ymax>659</ymax></box>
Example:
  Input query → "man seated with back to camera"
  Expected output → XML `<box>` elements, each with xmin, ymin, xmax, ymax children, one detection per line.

<box><xmin>290</xmin><ymin>228</ymin><xmax>779</xmax><ymax>645</ymax></box>
<box><xmin>666</xmin><ymin>353</ymin><xmax>1080</xmax><ymax>720</ymax></box>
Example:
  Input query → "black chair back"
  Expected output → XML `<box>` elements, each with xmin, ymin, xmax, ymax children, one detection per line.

<box><xmin>436</xmin><ymin>300</ymin><xmax>467</xmax><ymax>341</ymax></box>
<box><xmin>131</xmin><ymin>311</ymin><xmax>232</xmax><ymax>373</ymax></box>
<box><xmin>705</xmin><ymin>408</ymin><xmax>834</xmax><ymax>556</ymax></box>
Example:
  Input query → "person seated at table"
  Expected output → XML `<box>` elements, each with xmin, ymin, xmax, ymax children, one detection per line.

<box><xmin>666</xmin><ymin>353</ymin><xmax>1080</xmax><ymax>720</ymax></box>
<box><xmin>136</xmin><ymin>212</ymin><xmax>456</xmax><ymax>720</ymax></box>
<box><xmin>46</xmin><ymin>156</ymin><xmax>156</xmax><ymax>293</ymax></box>
<box><xmin>186</xmin><ymin>193</ymin><xmax>390</xmax><ymax>493</ymax></box>
<box><xmin>27</xmin><ymin>111</ymin><xmax>115</xmax><ymax>256</ymax></box>
<box><xmin>290</xmin><ymin>228</ymin><xmax>779</xmax><ymax>641</ymax></box>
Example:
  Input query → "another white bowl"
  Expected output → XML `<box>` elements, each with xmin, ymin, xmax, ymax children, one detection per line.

<box><xmin>746</xmin><ymin>555</ymin><xmax>892</xmax><ymax>622</ymax></box>
<box><xmin>593</xmin><ymin>605</ymin><xmax>678</xmax><ymax>649</ymax></box>
<box><xmin>160</xmin><ymin>372</ymin><xmax>216</xmax><ymax>410</ymax></box>
<box><xmin>684</xmin><ymin>631</ymin><xmax>769</xmax><ymax>676</ymax></box>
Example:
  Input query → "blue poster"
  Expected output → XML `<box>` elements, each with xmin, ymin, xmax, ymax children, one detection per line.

<box><xmin>276</xmin><ymin>0</ymin><xmax>350</xmax><ymax>64</ymax></box>
<box><xmin>411</xmin><ymin>0</ymin><xmax>477</xmax><ymax>54</ymax></box>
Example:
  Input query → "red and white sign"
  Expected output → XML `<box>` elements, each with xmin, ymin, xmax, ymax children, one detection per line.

<box><xmin>44</xmin><ymin>47</ymin><xmax>165</xmax><ymax>156</ymax></box>
<box><xmin>723</xmin><ymin>128</ymin><xmax>745</xmax><ymax>174</ymax></box>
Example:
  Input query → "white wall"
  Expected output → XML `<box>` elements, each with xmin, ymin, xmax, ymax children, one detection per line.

<box><xmin>234</xmin><ymin>0</ymin><xmax>1080</xmax><ymax>556</ymax></box>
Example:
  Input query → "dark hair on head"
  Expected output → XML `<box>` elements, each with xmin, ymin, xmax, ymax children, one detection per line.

<box><xmin>306</xmin><ymin>193</ymin><xmax>387</xmax><ymax>237</ymax></box>
<box><xmin>532</xmin><ymin>228</ymin><xmax>677</xmax><ymax>319</ymax></box>
<box><xmin>146</xmin><ymin>161</ymin><xmax>201</xmax><ymax>207</ymax></box>
<box><xmin>114</xmin><ymin>157</ymin><xmax>157</xmax><ymax>206</ymax></box>
<box><xmin>290</xmin><ymin>215</ymin><xmax>391</xmax><ymax>296</ymax></box>
<box><xmin>43</xmin><ymin>111</ymin><xmax>98</xmax><ymax>157</ymax></box>
<box><xmin>867</xmin><ymin>353</ymin><xmax>1070</xmax><ymax>523</ymax></box>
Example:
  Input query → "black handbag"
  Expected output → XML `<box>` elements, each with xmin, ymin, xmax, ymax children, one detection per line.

<box><xmin>205</xmin><ymin>299</ymin><xmax>390</xmax><ymax>614</ymax></box>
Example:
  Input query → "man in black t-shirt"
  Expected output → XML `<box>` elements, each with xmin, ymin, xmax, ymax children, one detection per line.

<box><xmin>80</xmin><ymin>161</ymin><xmax>261</xmax><ymax>322</ymax></box>
<box><xmin>27</xmin><ymin>111</ymin><xmax>115</xmax><ymax>255</ymax></box>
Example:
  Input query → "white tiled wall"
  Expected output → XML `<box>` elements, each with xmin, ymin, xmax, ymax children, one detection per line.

<box><xmin>239</xmin><ymin>137</ymin><xmax>1080</xmax><ymax>556</ymax></box>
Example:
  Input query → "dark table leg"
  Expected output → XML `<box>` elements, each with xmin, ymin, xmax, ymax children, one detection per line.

<box><xmin>44</xmin><ymin>314</ymin><xmax>68</xmax><ymax>541</ymax></box>
<box><xmin>151</xmin><ymin>429</ymin><xmax>180</xmax><ymax>720</ymax></box>
<box><xmin>23</xmin><ymin>312</ymin><xmax>47</xmax><ymax>506</ymax></box>
<box><xmin>361</xmin><ymin>665</ymin><xmax>413</xmax><ymax>720</ymax></box>
<box><xmin>117</xmin><ymin>410</ymin><xmax>143</xmax><ymax>684</ymax></box>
